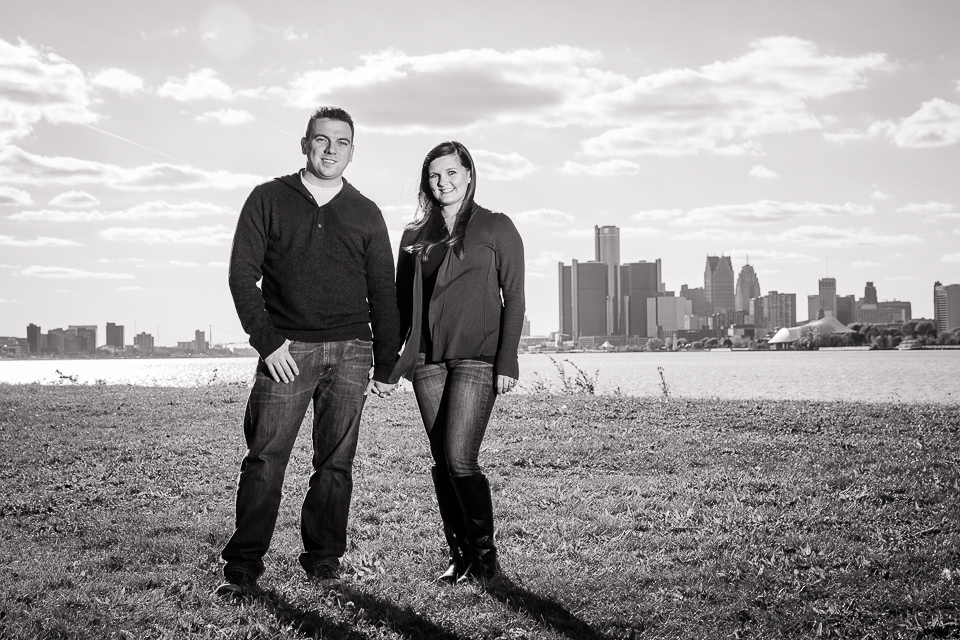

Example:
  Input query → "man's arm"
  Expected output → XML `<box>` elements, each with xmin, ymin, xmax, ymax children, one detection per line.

<box><xmin>364</xmin><ymin>212</ymin><xmax>403</xmax><ymax>384</ymax></box>
<box><xmin>228</xmin><ymin>186</ymin><xmax>287</xmax><ymax>361</ymax></box>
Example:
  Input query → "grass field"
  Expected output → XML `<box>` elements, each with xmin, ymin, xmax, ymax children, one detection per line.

<box><xmin>0</xmin><ymin>382</ymin><xmax>958</xmax><ymax>639</ymax></box>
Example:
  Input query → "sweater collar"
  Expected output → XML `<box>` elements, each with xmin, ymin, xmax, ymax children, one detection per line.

<box><xmin>277</xmin><ymin>172</ymin><xmax>354</xmax><ymax>206</ymax></box>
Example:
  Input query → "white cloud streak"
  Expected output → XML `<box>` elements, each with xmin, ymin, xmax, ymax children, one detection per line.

<box><xmin>197</xmin><ymin>109</ymin><xmax>255</xmax><ymax>126</ymax></box>
<box><xmin>48</xmin><ymin>190</ymin><xmax>99</xmax><ymax>208</ymax></box>
<box><xmin>471</xmin><ymin>150</ymin><xmax>538</xmax><ymax>181</ymax></box>
<box><xmin>99</xmin><ymin>225</ymin><xmax>234</xmax><ymax>245</ymax></box>
<box><xmin>9</xmin><ymin>200</ymin><xmax>233</xmax><ymax>222</ymax></box>
<box><xmin>91</xmin><ymin>67</ymin><xmax>144</xmax><ymax>94</ymax></box>
<box><xmin>671</xmin><ymin>200</ymin><xmax>874</xmax><ymax>226</ymax></box>
<box><xmin>749</xmin><ymin>165</ymin><xmax>780</xmax><ymax>179</ymax></box>
<box><xmin>0</xmin><ymin>185</ymin><xmax>32</xmax><ymax>206</ymax></box>
<box><xmin>559</xmin><ymin>159</ymin><xmax>641</xmax><ymax>176</ymax></box>
<box><xmin>0</xmin><ymin>234</ymin><xmax>80</xmax><ymax>247</ymax></box>
<box><xmin>21</xmin><ymin>265</ymin><xmax>133</xmax><ymax>279</ymax></box>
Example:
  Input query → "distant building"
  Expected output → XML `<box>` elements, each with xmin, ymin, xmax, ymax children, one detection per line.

<box><xmin>595</xmin><ymin>225</ymin><xmax>621</xmax><ymax>334</ymax></box>
<box><xmin>558</xmin><ymin>260</ymin><xmax>608</xmax><ymax>339</ymax></box>
<box><xmin>878</xmin><ymin>300</ymin><xmax>911</xmax><ymax>324</ymax></box>
<box><xmin>836</xmin><ymin>295</ymin><xmax>856</xmax><ymax>325</ymax></box>
<box><xmin>735</xmin><ymin>262</ymin><xmax>761</xmax><ymax>314</ymax></box>
<box><xmin>752</xmin><ymin>291</ymin><xmax>797</xmax><ymax>335</ymax></box>
<box><xmin>195</xmin><ymin>329</ymin><xmax>207</xmax><ymax>352</ymax></box>
<box><xmin>620</xmin><ymin>260</ymin><xmax>661</xmax><ymax>337</ymax></box>
<box><xmin>68</xmin><ymin>325</ymin><xmax>97</xmax><ymax>354</ymax></box>
<box><xmin>106</xmin><ymin>322</ymin><xmax>124</xmax><ymax>350</ymax></box>
<box><xmin>807</xmin><ymin>295</ymin><xmax>820</xmax><ymax>322</ymax></box>
<box><xmin>863</xmin><ymin>281</ymin><xmax>878</xmax><ymax>305</ymax></box>
<box><xmin>934</xmin><ymin>281</ymin><xmax>960</xmax><ymax>333</ymax></box>
<box><xmin>521</xmin><ymin>315</ymin><xmax>531</xmax><ymax>337</ymax></box>
<box><xmin>134</xmin><ymin>332</ymin><xmax>155</xmax><ymax>352</ymax></box>
<box><xmin>647</xmin><ymin>295</ymin><xmax>692</xmax><ymax>338</ymax></box>
<box><xmin>818</xmin><ymin>278</ymin><xmax>837</xmax><ymax>318</ymax></box>
<box><xmin>27</xmin><ymin>323</ymin><xmax>41</xmax><ymax>354</ymax></box>
<box><xmin>704</xmin><ymin>256</ymin><xmax>734</xmax><ymax>314</ymax></box>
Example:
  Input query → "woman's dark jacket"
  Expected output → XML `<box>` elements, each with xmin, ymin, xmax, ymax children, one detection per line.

<box><xmin>390</xmin><ymin>205</ymin><xmax>525</xmax><ymax>382</ymax></box>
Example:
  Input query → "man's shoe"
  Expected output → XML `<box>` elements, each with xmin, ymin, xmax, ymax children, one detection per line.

<box><xmin>307</xmin><ymin>563</ymin><xmax>342</xmax><ymax>590</ymax></box>
<box><xmin>214</xmin><ymin>572</ymin><xmax>257</xmax><ymax>600</ymax></box>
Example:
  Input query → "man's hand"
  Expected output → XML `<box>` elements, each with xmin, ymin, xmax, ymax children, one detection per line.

<box><xmin>366</xmin><ymin>380</ymin><xmax>397</xmax><ymax>398</ymax></box>
<box><xmin>496</xmin><ymin>375</ymin><xmax>517</xmax><ymax>395</ymax></box>
<box><xmin>264</xmin><ymin>339</ymin><xmax>299</xmax><ymax>383</ymax></box>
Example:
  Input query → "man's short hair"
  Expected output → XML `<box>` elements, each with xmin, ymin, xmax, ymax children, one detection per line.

<box><xmin>305</xmin><ymin>106</ymin><xmax>355</xmax><ymax>140</ymax></box>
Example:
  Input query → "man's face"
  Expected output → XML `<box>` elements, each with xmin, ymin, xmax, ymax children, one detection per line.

<box><xmin>301</xmin><ymin>118</ymin><xmax>354</xmax><ymax>184</ymax></box>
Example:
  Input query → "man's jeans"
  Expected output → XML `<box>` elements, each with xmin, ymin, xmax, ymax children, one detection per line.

<box><xmin>221</xmin><ymin>339</ymin><xmax>372</xmax><ymax>580</ymax></box>
<box><xmin>411</xmin><ymin>356</ymin><xmax>497</xmax><ymax>477</ymax></box>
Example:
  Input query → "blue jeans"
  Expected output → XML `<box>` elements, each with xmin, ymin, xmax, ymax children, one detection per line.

<box><xmin>221</xmin><ymin>339</ymin><xmax>372</xmax><ymax>580</ymax></box>
<box><xmin>411</xmin><ymin>356</ymin><xmax>497</xmax><ymax>477</ymax></box>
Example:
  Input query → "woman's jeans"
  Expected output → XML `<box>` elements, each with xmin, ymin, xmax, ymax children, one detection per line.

<box><xmin>411</xmin><ymin>356</ymin><xmax>497</xmax><ymax>476</ymax></box>
<box><xmin>221</xmin><ymin>339</ymin><xmax>372</xmax><ymax>581</ymax></box>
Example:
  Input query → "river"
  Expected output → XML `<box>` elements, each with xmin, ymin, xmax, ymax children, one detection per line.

<box><xmin>0</xmin><ymin>350</ymin><xmax>956</xmax><ymax>404</ymax></box>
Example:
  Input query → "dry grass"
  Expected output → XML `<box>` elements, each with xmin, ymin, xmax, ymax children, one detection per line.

<box><xmin>0</xmin><ymin>383</ymin><xmax>958</xmax><ymax>639</ymax></box>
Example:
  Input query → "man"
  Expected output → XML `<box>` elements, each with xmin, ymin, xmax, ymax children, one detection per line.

<box><xmin>217</xmin><ymin>106</ymin><xmax>400</xmax><ymax>598</ymax></box>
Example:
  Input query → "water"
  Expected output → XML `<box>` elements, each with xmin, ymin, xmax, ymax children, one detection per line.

<box><xmin>1</xmin><ymin>350</ymin><xmax>957</xmax><ymax>404</ymax></box>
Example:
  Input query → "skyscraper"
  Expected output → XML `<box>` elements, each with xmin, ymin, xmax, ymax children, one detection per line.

<box><xmin>934</xmin><ymin>281</ymin><xmax>960</xmax><ymax>333</ymax></box>
<box><xmin>863</xmin><ymin>281</ymin><xmax>878</xmax><ymax>305</ymax></box>
<box><xmin>620</xmin><ymin>260</ymin><xmax>661</xmax><ymax>337</ymax></box>
<box><xmin>595</xmin><ymin>225</ymin><xmax>620</xmax><ymax>335</ymax></box>
<box><xmin>754</xmin><ymin>291</ymin><xmax>797</xmax><ymax>334</ymax></box>
<box><xmin>704</xmin><ymin>256</ymin><xmax>734</xmax><ymax>314</ymax></box>
<box><xmin>106</xmin><ymin>322</ymin><xmax>124</xmax><ymax>349</ymax></box>
<box><xmin>558</xmin><ymin>260</ymin><xmax>608</xmax><ymax>339</ymax></box>
<box><xmin>735</xmin><ymin>262</ymin><xmax>761</xmax><ymax>313</ymax></box>
<box><xmin>818</xmin><ymin>278</ymin><xmax>837</xmax><ymax>318</ymax></box>
<box><xmin>69</xmin><ymin>325</ymin><xmax>97</xmax><ymax>354</ymax></box>
<box><xmin>27</xmin><ymin>323</ymin><xmax>40</xmax><ymax>354</ymax></box>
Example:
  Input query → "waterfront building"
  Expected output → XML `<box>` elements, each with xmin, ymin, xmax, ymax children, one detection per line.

<box><xmin>558</xmin><ymin>259</ymin><xmax>608</xmax><ymax>339</ymax></box>
<box><xmin>106</xmin><ymin>322</ymin><xmax>124</xmax><ymax>350</ymax></box>
<box><xmin>818</xmin><ymin>278</ymin><xmax>837</xmax><ymax>318</ymax></box>
<box><xmin>134</xmin><ymin>332</ymin><xmax>155</xmax><ymax>352</ymax></box>
<box><xmin>753</xmin><ymin>291</ymin><xmax>797</xmax><ymax>335</ymax></box>
<box><xmin>934</xmin><ymin>281</ymin><xmax>960</xmax><ymax>333</ymax></box>
<box><xmin>878</xmin><ymin>301</ymin><xmax>912</xmax><ymax>324</ymax></box>
<box><xmin>807</xmin><ymin>295</ymin><xmax>820</xmax><ymax>322</ymax></box>
<box><xmin>863</xmin><ymin>281</ymin><xmax>878</xmax><ymax>305</ymax></box>
<box><xmin>27</xmin><ymin>323</ymin><xmax>41</xmax><ymax>354</ymax></box>
<box><xmin>704</xmin><ymin>256</ymin><xmax>734</xmax><ymax>314</ymax></box>
<box><xmin>836</xmin><ymin>295</ymin><xmax>856</xmax><ymax>325</ymax></box>
<box><xmin>521</xmin><ymin>315</ymin><xmax>531</xmax><ymax>337</ymax></box>
<box><xmin>647</xmin><ymin>295</ymin><xmax>692</xmax><ymax>338</ymax></box>
<box><xmin>735</xmin><ymin>262</ymin><xmax>761</xmax><ymax>314</ymax></box>
<box><xmin>620</xmin><ymin>259</ymin><xmax>661</xmax><ymax>337</ymax></box>
<box><xmin>68</xmin><ymin>325</ymin><xmax>97</xmax><ymax>354</ymax></box>
<box><xmin>595</xmin><ymin>225</ymin><xmax>621</xmax><ymax>335</ymax></box>
<box><xmin>195</xmin><ymin>330</ymin><xmax>207</xmax><ymax>352</ymax></box>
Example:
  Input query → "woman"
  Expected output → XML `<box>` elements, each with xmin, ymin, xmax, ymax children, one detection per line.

<box><xmin>390</xmin><ymin>141</ymin><xmax>525</xmax><ymax>584</ymax></box>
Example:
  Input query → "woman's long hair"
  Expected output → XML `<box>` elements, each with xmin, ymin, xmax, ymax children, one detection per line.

<box><xmin>404</xmin><ymin>141</ymin><xmax>477</xmax><ymax>259</ymax></box>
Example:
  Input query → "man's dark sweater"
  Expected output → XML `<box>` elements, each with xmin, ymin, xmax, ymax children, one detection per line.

<box><xmin>228</xmin><ymin>173</ymin><xmax>401</xmax><ymax>382</ymax></box>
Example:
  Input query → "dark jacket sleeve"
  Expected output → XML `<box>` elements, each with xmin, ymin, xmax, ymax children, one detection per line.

<box><xmin>228</xmin><ymin>186</ymin><xmax>286</xmax><ymax>359</ymax></box>
<box><xmin>365</xmin><ymin>212</ymin><xmax>402</xmax><ymax>383</ymax></box>
<box><xmin>395</xmin><ymin>230</ymin><xmax>416</xmax><ymax>343</ymax></box>
<box><xmin>493</xmin><ymin>214</ymin><xmax>525</xmax><ymax>379</ymax></box>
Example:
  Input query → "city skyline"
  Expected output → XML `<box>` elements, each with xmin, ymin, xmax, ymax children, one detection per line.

<box><xmin>2</xmin><ymin>1</ymin><xmax>960</xmax><ymax>345</ymax></box>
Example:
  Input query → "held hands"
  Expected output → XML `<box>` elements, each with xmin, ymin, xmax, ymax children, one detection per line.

<box><xmin>366</xmin><ymin>379</ymin><xmax>397</xmax><ymax>398</ymax></box>
<box><xmin>264</xmin><ymin>339</ymin><xmax>299</xmax><ymax>383</ymax></box>
<box><xmin>496</xmin><ymin>375</ymin><xmax>517</xmax><ymax>395</ymax></box>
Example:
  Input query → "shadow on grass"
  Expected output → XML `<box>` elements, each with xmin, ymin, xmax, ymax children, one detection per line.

<box><xmin>255</xmin><ymin>585</ymin><xmax>468</xmax><ymax>640</ymax></box>
<box><xmin>485</xmin><ymin>576</ymin><xmax>614</xmax><ymax>640</ymax></box>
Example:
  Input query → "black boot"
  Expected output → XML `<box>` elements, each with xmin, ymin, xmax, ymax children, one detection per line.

<box><xmin>431</xmin><ymin>466</ymin><xmax>466</xmax><ymax>583</ymax></box>
<box><xmin>450</xmin><ymin>473</ymin><xmax>502</xmax><ymax>583</ymax></box>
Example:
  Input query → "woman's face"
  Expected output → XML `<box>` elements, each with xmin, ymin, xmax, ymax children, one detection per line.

<box><xmin>427</xmin><ymin>154</ymin><xmax>471</xmax><ymax>210</ymax></box>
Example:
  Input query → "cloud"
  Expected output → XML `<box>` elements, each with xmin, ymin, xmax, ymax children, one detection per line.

<box><xmin>559</xmin><ymin>159</ymin><xmax>641</xmax><ymax>176</ymax></box>
<box><xmin>0</xmin><ymin>146</ymin><xmax>263</xmax><ymax>191</ymax></box>
<box><xmin>526</xmin><ymin>251</ymin><xmax>565</xmax><ymax>271</ymax></box>
<box><xmin>823</xmin><ymin>129</ymin><xmax>874</xmax><ymax>144</ymax></box>
<box><xmin>671</xmin><ymin>228</ymin><xmax>764</xmax><ymax>243</ymax></box>
<box><xmin>471</xmin><ymin>150</ymin><xmax>538</xmax><ymax>181</ymax></box>
<box><xmin>770</xmin><ymin>225</ymin><xmax>923</xmax><ymax>248</ymax></box>
<box><xmin>98</xmin><ymin>258</ymin><xmax>145</xmax><ymax>264</ymax></box>
<box><xmin>99</xmin><ymin>225</ymin><xmax>234</xmax><ymax>245</ymax></box>
<box><xmin>620</xmin><ymin>227</ymin><xmax>663</xmax><ymax>237</ymax></box>
<box><xmin>0</xmin><ymin>37</ymin><xmax>99</xmax><ymax>143</ymax></box>
<box><xmin>633</xmin><ymin>208</ymin><xmax>681</xmax><ymax>222</ymax></box>
<box><xmin>197</xmin><ymin>109</ymin><xmax>255</xmax><ymax>126</ymax></box>
<box><xmin>91</xmin><ymin>67</ymin><xmax>144</xmax><ymax>94</ymax></box>
<box><xmin>22</xmin><ymin>265</ymin><xmax>132</xmax><ymax>279</ymax></box>
<box><xmin>9</xmin><ymin>200</ymin><xmax>233</xmax><ymax>222</ymax></box>
<box><xmin>0</xmin><ymin>234</ymin><xmax>80</xmax><ymax>247</ymax></box>
<box><xmin>725</xmin><ymin>249</ymin><xmax>817</xmax><ymax>265</ymax></box>
<box><xmin>870</xmin><ymin>190</ymin><xmax>891</xmax><ymax>200</ymax></box>
<box><xmin>870</xmin><ymin>98</ymin><xmax>960</xmax><ymax>148</ymax></box>
<box><xmin>749</xmin><ymin>165</ymin><xmax>780</xmax><ymax>179</ymax></box>
<box><xmin>118</xmin><ymin>285</ymin><xmax>143</xmax><ymax>291</ymax></box>
<box><xmin>286</xmin><ymin>46</ymin><xmax>626</xmax><ymax>132</ymax></box>
<box><xmin>48</xmin><ymin>190</ymin><xmax>99</xmax><ymax>208</ymax></box>
<box><xmin>581</xmin><ymin>37</ymin><xmax>893</xmax><ymax>157</ymax></box>
<box><xmin>0</xmin><ymin>297</ymin><xmax>17</xmax><ymax>303</ymax></box>
<box><xmin>896</xmin><ymin>201</ymin><xmax>959</xmax><ymax>218</ymax></box>
<box><xmin>157</xmin><ymin>68</ymin><xmax>234</xmax><ymax>101</ymax></box>
<box><xmin>0</xmin><ymin>185</ymin><xmax>32</xmax><ymax>206</ymax></box>
<box><xmin>671</xmin><ymin>200</ymin><xmax>874</xmax><ymax>226</ymax></box>
<box><xmin>943</xmin><ymin>253</ymin><xmax>960</xmax><ymax>263</ymax></box>
<box><xmin>513</xmin><ymin>208</ymin><xmax>575</xmax><ymax>227</ymax></box>
<box><xmin>851</xmin><ymin>260</ymin><xmax>882</xmax><ymax>268</ymax></box>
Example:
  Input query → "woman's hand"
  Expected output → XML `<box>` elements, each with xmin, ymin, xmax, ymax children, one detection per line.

<box><xmin>496</xmin><ymin>375</ymin><xmax>517</xmax><ymax>395</ymax></box>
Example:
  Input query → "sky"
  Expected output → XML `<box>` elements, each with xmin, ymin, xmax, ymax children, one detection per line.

<box><xmin>2</xmin><ymin>0</ymin><xmax>959</xmax><ymax>347</ymax></box>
